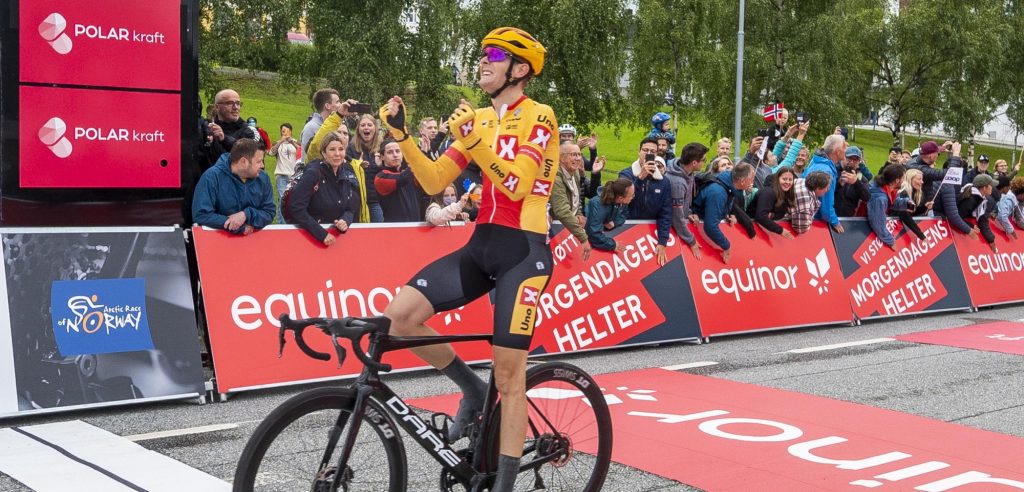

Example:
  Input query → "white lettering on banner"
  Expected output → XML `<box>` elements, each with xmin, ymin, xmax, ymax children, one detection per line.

<box><xmin>73</xmin><ymin>24</ymin><xmax>166</xmax><ymax>44</ymax></box>
<box><xmin>537</xmin><ymin>232</ymin><xmax>674</xmax><ymax>323</ymax></box>
<box><xmin>73</xmin><ymin>127</ymin><xmax>166</xmax><ymax>143</ymax></box>
<box><xmin>700</xmin><ymin>261</ymin><xmax>799</xmax><ymax>302</ymax></box>
<box><xmin>859</xmin><ymin>219</ymin><xmax>905</xmax><ymax>265</ymax></box>
<box><xmin>229</xmin><ymin>280</ymin><xmax>404</xmax><ymax>331</ymax></box>
<box><xmin>967</xmin><ymin>250</ymin><xmax>1024</xmax><ymax>281</ymax></box>
<box><xmin>849</xmin><ymin>221</ymin><xmax>947</xmax><ymax>310</ymax></box>
<box><xmin>879</xmin><ymin>274</ymin><xmax>937</xmax><ymax>315</ymax></box>
<box><xmin>550</xmin><ymin>295</ymin><xmax>647</xmax><ymax>352</ymax></box>
<box><xmin>627</xmin><ymin>408</ymin><xmax>1024</xmax><ymax>491</ymax></box>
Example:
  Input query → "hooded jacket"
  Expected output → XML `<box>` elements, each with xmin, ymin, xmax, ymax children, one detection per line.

<box><xmin>692</xmin><ymin>170</ymin><xmax>744</xmax><ymax>250</ymax></box>
<box><xmin>192</xmin><ymin>153</ymin><xmax>275</xmax><ymax>233</ymax></box>
<box><xmin>585</xmin><ymin>188</ymin><xmax>629</xmax><ymax>251</ymax></box>
<box><xmin>866</xmin><ymin>182</ymin><xmax>911</xmax><ymax>246</ymax></box>
<box><xmin>906</xmin><ymin>154</ymin><xmax>963</xmax><ymax>200</ymax></box>
<box><xmin>802</xmin><ymin>151</ymin><xmax>840</xmax><ymax>226</ymax></box>
<box><xmin>618</xmin><ymin>159</ymin><xmax>672</xmax><ymax>245</ymax></box>
<box><xmin>287</xmin><ymin>159</ymin><xmax>363</xmax><ymax>242</ymax></box>
<box><xmin>664</xmin><ymin>159</ymin><xmax>697</xmax><ymax>246</ymax></box>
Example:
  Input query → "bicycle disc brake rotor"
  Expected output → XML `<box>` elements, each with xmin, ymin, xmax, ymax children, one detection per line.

<box><xmin>537</xmin><ymin>433</ymin><xmax>572</xmax><ymax>467</ymax></box>
<box><xmin>311</xmin><ymin>464</ymin><xmax>352</xmax><ymax>492</ymax></box>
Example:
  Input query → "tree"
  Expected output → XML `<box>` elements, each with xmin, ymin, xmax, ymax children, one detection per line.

<box><xmin>460</xmin><ymin>0</ymin><xmax>632</xmax><ymax>131</ymax></box>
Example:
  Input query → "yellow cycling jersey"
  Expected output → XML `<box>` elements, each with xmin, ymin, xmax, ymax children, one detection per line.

<box><xmin>396</xmin><ymin>95</ymin><xmax>559</xmax><ymax>235</ymax></box>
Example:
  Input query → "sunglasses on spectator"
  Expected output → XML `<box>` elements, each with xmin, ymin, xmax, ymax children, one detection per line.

<box><xmin>480</xmin><ymin>46</ymin><xmax>514</xmax><ymax>63</ymax></box>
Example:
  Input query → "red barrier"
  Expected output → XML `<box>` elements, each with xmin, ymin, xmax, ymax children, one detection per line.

<box><xmin>951</xmin><ymin>223</ymin><xmax>1024</xmax><ymax>307</ymax></box>
<box><xmin>530</xmin><ymin>224</ymin><xmax>702</xmax><ymax>355</ymax></box>
<box><xmin>681</xmin><ymin>222</ymin><xmax>852</xmax><ymax>336</ymax></box>
<box><xmin>192</xmin><ymin>225</ymin><xmax>494</xmax><ymax>394</ymax></box>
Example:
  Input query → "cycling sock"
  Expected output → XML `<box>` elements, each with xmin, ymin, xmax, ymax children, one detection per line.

<box><xmin>441</xmin><ymin>357</ymin><xmax>487</xmax><ymax>401</ymax></box>
<box><xmin>491</xmin><ymin>454</ymin><xmax>520</xmax><ymax>492</ymax></box>
<box><xmin>442</xmin><ymin>357</ymin><xmax>487</xmax><ymax>441</ymax></box>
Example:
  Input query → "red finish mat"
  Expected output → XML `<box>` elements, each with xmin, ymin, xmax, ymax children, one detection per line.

<box><xmin>411</xmin><ymin>368</ymin><xmax>1024</xmax><ymax>491</ymax></box>
<box><xmin>895</xmin><ymin>321</ymin><xmax>1024</xmax><ymax>356</ymax></box>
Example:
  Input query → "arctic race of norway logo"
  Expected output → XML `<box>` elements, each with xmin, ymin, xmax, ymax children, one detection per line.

<box><xmin>50</xmin><ymin>278</ymin><xmax>154</xmax><ymax>356</ymax></box>
<box><xmin>38</xmin><ymin>11</ymin><xmax>168</xmax><ymax>55</ymax></box>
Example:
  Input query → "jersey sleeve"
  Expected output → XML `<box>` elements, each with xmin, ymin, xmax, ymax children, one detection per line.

<box><xmin>466</xmin><ymin>104</ymin><xmax>558</xmax><ymax>201</ymax></box>
<box><xmin>396</xmin><ymin>137</ymin><xmax>468</xmax><ymax>195</ymax></box>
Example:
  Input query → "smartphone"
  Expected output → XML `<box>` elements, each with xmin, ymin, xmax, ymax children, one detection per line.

<box><xmin>796</xmin><ymin>112</ymin><xmax>808</xmax><ymax>123</ymax></box>
<box><xmin>349</xmin><ymin>103</ymin><xmax>373</xmax><ymax>114</ymax></box>
<box><xmin>757</xmin><ymin>129</ymin><xmax>769</xmax><ymax>138</ymax></box>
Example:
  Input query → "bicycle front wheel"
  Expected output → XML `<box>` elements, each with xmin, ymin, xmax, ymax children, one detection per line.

<box><xmin>483</xmin><ymin>361</ymin><xmax>613</xmax><ymax>491</ymax></box>
<box><xmin>233</xmin><ymin>386</ymin><xmax>407</xmax><ymax>492</ymax></box>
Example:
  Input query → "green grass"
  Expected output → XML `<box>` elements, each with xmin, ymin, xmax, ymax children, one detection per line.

<box><xmin>207</xmin><ymin>72</ymin><xmax>1022</xmax><ymax>186</ymax></box>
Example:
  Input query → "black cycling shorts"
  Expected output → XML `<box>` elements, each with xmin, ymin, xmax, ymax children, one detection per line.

<box><xmin>407</xmin><ymin>224</ymin><xmax>553</xmax><ymax>350</ymax></box>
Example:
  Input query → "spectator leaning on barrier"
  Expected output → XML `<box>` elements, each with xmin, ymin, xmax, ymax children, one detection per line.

<box><xmin>375</xmin><ymin>139</ymin><xmax>423</xmax><ymax>222</ymax></box>
<box><xmin>288</xmin><ymin>131</ymin><xmax>362</xmax><ymax>246</ymax></box>
<box><xmin>349</xmin><ymin>114</ymin><xmax>386</xmax><ymax>223</ymax></box>
<box><xmin>585</xmin><ymin>179</ymin><xmax>634</xmax><ymax>252</ymax></box>
<box><xmin>835</xmin><ymin>146</ymin><xmax>871</xmax><ymax>218</ymax></box>
<box><xmin>803</xmin><ymin>134</ymin><xmax>847</xmax><ymax>233</ymax></box>
<box><xmin>301</xmin><ymin>88</ymin><xmax>342</xmax><ymax>156</ymax></box>
<box><xmin>790</xmin><ymin>172</ymin><xmax>832</xmax><ymax>235</ymax></box>
<box><xmin>269</xmin><ymin>123</ymin><xmax>301</xmax><ymax>223</ymax></box>
<box><xmin>867</xmin><ymin>164</ymin><xmax>916</xmax><ymax>249</ymax></box>
<box><xmin>906</xmin><ymin>140</ymin><xmax>963</xmax><ymax>201</ymax></box>
<box><xmin>425</xmin><ymin>184</ymin><xmax>470</xmax><ymax>226</ymax></box>
<box><xmin>192</xmin><ymin>138</ymin><xmax>275</xmax><ymax>235</ymax></box>
<box><xmin>752</xmin><ymin>167</ymin><xmax>797</xmax><ymax>240</ymax></box>
<box><xmin>692</xmin><ymin>162</ymin><xmax>757</xmax><ymax>263</ymax></box>
<box><xmin>996</xmin><ymin>177</ymin><xmax>1024</xmax><ymax>239</ymax></box>
<box><xmin>898</xmin><ymin>168</ymin><xmax>932</xmax><ymax>216</ymax></box>
<box><xmin>309</xmin><ymin>103</ymin><xmax>371</xmax><ymax>223</ymax></box>
<box><xmin>206</xmin><ymin>89</ymin><xmax>257</xmax><ymax>163</ymax></box>
<box><xmin>957</xmin><ymin>174</ymin><xmax>999</xmax><ymax>248</ymax></box>
<box><xmin>550</xmin><ymin>141</ymin><xmax>591</xmax><ymax>260</ymax></box>
<box><xmin>933</xmin><ymin>174</ymin><xmax>981</xmax><ymax>241</ymax></box>
<box><xmin>666</xmin><ymin>142</ymin><xmax>707</xmax><ymax>259</ymax></box>
<box><xmin>619</xmin><ymin>138</ymin><xmax>672</xmax><ymax>265</ymax></box>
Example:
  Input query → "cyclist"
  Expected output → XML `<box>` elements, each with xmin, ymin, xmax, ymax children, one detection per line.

<box><xmin>378</xmin><ymin>27</ymin><xmax>557</xmax><ymax>491</ymax></box>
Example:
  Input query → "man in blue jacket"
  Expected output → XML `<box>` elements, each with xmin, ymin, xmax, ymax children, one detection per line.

<box><xmin>618</xmin><ymin>137</ymin><xmax>673</xmax><ymax>265</ymax></box>
<box><xmin>692</xmin><ymin>162</ymin><xmax>755</xmax><ymax>263</ymax></box>
<box><xmin>803</xmin><ymin>134</ymin><xmax>848</xmax><ymax>233</ymax></box>
<box><xmin>192</xmin><ymin>138</ymin><xmax>276</xmax><ymax>234</ymax></box>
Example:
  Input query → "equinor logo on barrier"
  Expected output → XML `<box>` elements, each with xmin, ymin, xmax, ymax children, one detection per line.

<box><xmin>700</xmin><ymin>249</ymin><xmax>833</xmax><ymax>302</ymax></box>
<box><xmin>50</xmin><ymin>278</ymin><xmax>154</xmax><ymax>356</ymax></box>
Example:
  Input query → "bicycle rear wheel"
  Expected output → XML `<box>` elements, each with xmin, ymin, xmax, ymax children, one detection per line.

<box><xmin>483</xmin><ymin>362</ymin><xmax>612</xmax><ymax>491</ymax></box>
<box><xmin>233</xmin><ymin>386</ymin><xmax>407</xmax><ymax>492</ymax></box>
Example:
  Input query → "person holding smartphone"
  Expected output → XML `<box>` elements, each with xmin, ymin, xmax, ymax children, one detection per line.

<box><xmin>617</xmin><ymin>137</ymin><xmax>672</xmax><ymax>265</ymax></box>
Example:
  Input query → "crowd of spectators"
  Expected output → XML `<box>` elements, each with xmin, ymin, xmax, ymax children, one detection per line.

<box><xmin>190</xmin><ymin>88</ymin><xmax>1024</xmax><ymax>259</ymax></box>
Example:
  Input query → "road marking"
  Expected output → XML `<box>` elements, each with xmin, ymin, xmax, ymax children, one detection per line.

<box><xmin>782</xmin><ymin>338</ymin><xmax>894</xmax><ymax>354</ymax></box>
<box><xmin>126</xmin><ymin>423</ymin><xmax>238</xmax><ymax>442</ymax></box>
<box><xmin>0</xmin><ymin>420</ymin><xmax>229</xmax><ymax>491</ymax></box>
<box><xmin>660</xmin><ymin>361</ymin><xmax>719</xmax><ymax>371</ymax></box>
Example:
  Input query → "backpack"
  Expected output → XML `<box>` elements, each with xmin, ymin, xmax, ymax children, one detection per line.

<box><xmin>280</xmin><ymin>162</ymin><xmax>320</xmax><ymax>223</ymax></box>
<box><xmin>693</xmin><ymin>171</ymin><xmax>730</xmax><ymax>196</ymax></box>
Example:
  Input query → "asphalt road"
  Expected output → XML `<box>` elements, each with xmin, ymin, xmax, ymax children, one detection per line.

<box><xmin>2</xmin><ymin>303</ymin><xmax>1023</xmax><ymax>491</ymax></box>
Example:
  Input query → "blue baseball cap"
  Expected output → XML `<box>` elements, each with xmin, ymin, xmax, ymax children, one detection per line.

<box><xmin>845</xmin><ymin>146</ymin><xmax>863</xmax><ymax>159</ymax></box>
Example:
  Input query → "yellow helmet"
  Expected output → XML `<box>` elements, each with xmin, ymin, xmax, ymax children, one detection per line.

<box><xmin>481</xmin><ymin>27</ymin><xmax>546</xmax><ymax>75</ymax></box>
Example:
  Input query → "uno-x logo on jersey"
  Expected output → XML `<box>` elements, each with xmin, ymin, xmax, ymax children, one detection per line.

<box><xmin>529</xmin><ymin>125</ymin><xmax>552</xmax><ymax>150</ymax></box>
<box><xmin>532</xmin><ymin>179</ymin><xmax>552</xmax><ymax>197</ymax></box>
<box><xmin>520</xmin><ymin>287</ymin><xmax>540</xmax><ymax>307</ymax></box>
<box><xmin>39</xmin><ymin>117</ymin><xmax>74</xmax><ymax>158</ymax></box>
<box><xmin>497</xmin><ymin>136</ymin><xmax>519</xmax><ymax>161</ymax></box>
<box><xmin>459</xmin><ymin>121</ymin><xmax>474</xmax><ymax>138</ymax></box>
<box><xmin>39</xmin><ymin>13</ymin><xmax>74</xmax><ymax>54</ymax></box>
<box><xmin>511</xmin><ymin>276</ymin><xmax>547</xmax><ymax>336</ymax></box>
<box><xmin>502</xmin><ymin>172</ymin><xmax>520</xmax><ymax>193</ymax></box>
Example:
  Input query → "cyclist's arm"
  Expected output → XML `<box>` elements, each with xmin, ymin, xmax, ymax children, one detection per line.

<box><xmin>464</xmin><ymin>105</ymin><xmax>558</xmax><ymax>201</ymax></box>
<box><xmin>392</xmin><ymin>137</ymin><xmax>467</xmax><ymax>195</ymax></box>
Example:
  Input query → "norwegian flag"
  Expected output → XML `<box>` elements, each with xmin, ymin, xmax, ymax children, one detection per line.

<box><xmin>763</xmin><ymin>102</ymin><xmax>785</xmax><ymax>122</ymax></box>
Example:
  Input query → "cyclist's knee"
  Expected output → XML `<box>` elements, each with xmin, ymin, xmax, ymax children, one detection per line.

<box><xmin>492</xmin><ymin>350</ymin><xmax>527</xmax><ymax>397</ymax></box>
<box><xmin>384</xmin><ymin>288</ymin><xmax>433</xmax><ymax>334</ymax></box>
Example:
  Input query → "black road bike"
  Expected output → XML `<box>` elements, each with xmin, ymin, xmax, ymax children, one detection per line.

<box><xmin>233</xmin><ymin>315</ymin><xmax>613</xmax><ymax>491</ymax></box>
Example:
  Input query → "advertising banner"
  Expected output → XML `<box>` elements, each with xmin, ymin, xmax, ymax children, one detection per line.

<box><xmin>529</xmin><ymin>223</ymin><xmax>701</xmax><ymax>356</ymax></box>
<box><xmin>833</xmin><ymin>218</ymin><xmax>971</xmax><ymax>320</ymax></box>
<box><xmin>192</xmin><ymin>225</ymin><xmax>495</xmax><ymax>394</ymax></box>
<box><xmin>20</xmin><ymin>0</ymin><xmax>181</xmax><ymax>90</ymax></box>
<box><xmin>0</xmin><ymin>227</ymin><xmax>205</xmax><ymax>419</ymax></box>
<box><xmin>950</xmin><ymin>222</ymin><xmax>1024</xmax><ymax>307</ymax></box>
<box><xmin>19</xmin><ymin>86</ymin><xmax>181</xmax><ymax>188</ymax></box>
<box><xmin>681</xmin><ymin>222</ymin><xmax>852</xmax><ymax>336</ymax></box>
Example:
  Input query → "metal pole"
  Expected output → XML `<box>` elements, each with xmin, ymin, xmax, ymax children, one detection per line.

<box><xmin>733</xmin><ymin>0</ymin><xmax>745</xmax><ymax>162</ymax></box>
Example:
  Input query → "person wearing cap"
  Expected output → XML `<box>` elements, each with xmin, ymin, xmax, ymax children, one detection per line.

<box><xmin>802</xmin><ymin>134</ymin><xmax>847</xmax><ymax>233</ymax></box>
<box><xmin>965</xmin><ymin>153</ymin><xmax>994</xmax><ymax>186</ymax></box>
<box><xmin>953</xmin><ymin>173</ymin><xmax>998</xmax><ymax>247</ymax></box>
<box><xmin>835</xmin><ymin>146</ymin><xmax>871</xmax><ymax>217</ymax></box>
<box><xmin>899</xmin><ymin>149</ymin><xmax>912</xmax><ymax>165</ymax></box>
<box><xmin>906</xmin><ymin>140</ymin><xmax>963</xmax><ymax>201</ymax></box>
<box><xmin>996</xmin><ymin>176</ymin><xmax>1024</xmax><ymax>239</ymax></box>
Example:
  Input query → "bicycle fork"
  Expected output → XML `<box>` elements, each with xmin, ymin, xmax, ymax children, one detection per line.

<box><xmin>320</xmin><ymin>384</ymin><xmax>373</xmax><ymax>491</ymax></box>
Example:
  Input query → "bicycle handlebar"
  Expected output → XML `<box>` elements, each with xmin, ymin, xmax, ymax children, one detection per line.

<box><xmin>277</xmin><ymin>314</ymin><xmax>392</xmax><ymax>372</ymax></box>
